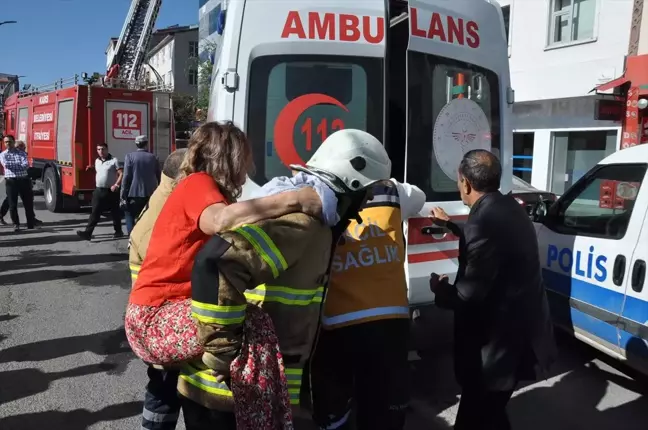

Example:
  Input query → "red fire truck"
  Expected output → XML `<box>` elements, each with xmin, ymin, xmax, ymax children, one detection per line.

<box><xmin>1</xmin><ymin>74</ymin><xmax>175</xmax><ymax>212</ymax></box>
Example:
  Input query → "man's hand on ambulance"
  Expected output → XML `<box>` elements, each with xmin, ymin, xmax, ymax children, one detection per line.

<box><xmin>429</xmin><ymin>207</ymin><xmax>450</xmax><ymax>224</ymax></box>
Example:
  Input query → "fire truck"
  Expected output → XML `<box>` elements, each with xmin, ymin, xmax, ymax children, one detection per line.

<box><xmin>1</xmin><ymin>75</ymin><xmax>174</xmax><ymax>212</ymax></box>
<box><xmin>1</xmin><ymin>0</ymin><xmax>176</xmax><ymax>212</ymax></box>
<box><xmin>207</xmin><ymin>0</ymin><xmax>514</xmax><ymax>307</ymax></box>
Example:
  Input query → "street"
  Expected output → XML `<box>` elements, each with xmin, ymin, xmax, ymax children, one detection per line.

<box><xmin>1</xmin><ymin>193</ymin><xmax>647</xmax><ymax>429</ymax></box>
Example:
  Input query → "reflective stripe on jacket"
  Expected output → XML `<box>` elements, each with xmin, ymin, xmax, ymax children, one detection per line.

<box><xmin>323</xmin><ymin>181</ymin><xmax>409</xmax><ymax>328</ymax></box>
<box><xmin>177</xmin><ymin>212</ymin><xmax>333</xmax><ymax>411</ymax></box>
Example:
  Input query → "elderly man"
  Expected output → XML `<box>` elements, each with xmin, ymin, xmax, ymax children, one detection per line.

<box><xmin>0</xmin><ymin>135</ymin><xmax>37</xmax><ymax>231</ymax></box>
<box><xmin>429</xmin><ymin>149</ymin><xmax>557</xmax><ymax>430</ymax></box>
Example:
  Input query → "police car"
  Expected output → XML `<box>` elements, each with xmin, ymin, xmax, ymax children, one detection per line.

<box><xmin>533</xmin><ymin>144</ymin><xmax>648</xmax><ymax>373</ymax></box>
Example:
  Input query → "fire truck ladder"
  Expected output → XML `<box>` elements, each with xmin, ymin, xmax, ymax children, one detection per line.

<box><xmin>111</xmin><ymin>0</ymin><xmax>162</xmax><ymax>82</ymax></box>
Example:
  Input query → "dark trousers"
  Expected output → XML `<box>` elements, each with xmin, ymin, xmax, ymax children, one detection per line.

<box><xmin>179</xmin><ymin>397</ymin><xmax>236</xmax><ymax>430</ymax></box>
<box><xmin>142</xmin><ymin>366</ymin><xmax>181</xmax><ymax>430</ymax></box>
<box><xmin>5</xmin><ymin>177</ymin><xmax>35</xmax><ymax>227</ymax></box>
<box><xmin>125</xmin><ymin>196</ymin><xmax>150</xmax><ymax>234</ymax></box>
<box><xmin>454</xmin><ymin>385</ymin><xmax>514</xmax><ymax>430</ymax></box>
<box><xmin>1</xmin><ymin>197</ymin><xmax>8</xmax><ymax>218</ymax></box>
<box><xmin>85</xmin><ymin>187</ymin><xmax>122</xmax><ymax>234</ymax></box>
<box><xmin>310</xmin><ymin>318</ymin><xmax>410</xmax><ymax>430</ymax></box>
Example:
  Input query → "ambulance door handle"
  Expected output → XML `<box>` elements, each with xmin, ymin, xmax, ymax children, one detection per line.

<box><xmin>612</xmin><ymin>255</ymin><xmax>626</xmax><ymax>287</ymax></box>
<box><xmin>631</xmin><ymin>260</ymin><xmax>646</xmax><ymax>293</ymax></box>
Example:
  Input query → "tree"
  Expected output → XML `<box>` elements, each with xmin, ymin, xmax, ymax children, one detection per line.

<box><xmin>172</xmin><ymin>94</ymin><xmax>196</xmax><ymax>133</ymax></box>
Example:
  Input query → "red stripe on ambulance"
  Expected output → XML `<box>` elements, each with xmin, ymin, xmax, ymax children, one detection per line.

<box><xmin>281</xmin><ymin>11</ymin><xmax>385</xmax><ymax>44</ymax></box>
<box><xmin>408</xmin><ymin>249</ymin><xmax>460</xmax><ymax>264</ymax></box>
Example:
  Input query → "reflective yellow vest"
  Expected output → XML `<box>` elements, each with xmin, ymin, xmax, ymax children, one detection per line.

<box><xmin>322</xmin><ymin>181</ymin><xmax>409</xmax><ymax>328</ymax></box>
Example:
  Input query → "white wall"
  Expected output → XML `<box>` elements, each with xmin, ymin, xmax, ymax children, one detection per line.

<box><xmin>150</xmin><ymin>39</ymin><xmax>175</xmax><ymax>89</ymax></box>
<box><xmin>508</xmin><ymin>0</ymin><xmax>633</xmax><ymax>102</ymax></box>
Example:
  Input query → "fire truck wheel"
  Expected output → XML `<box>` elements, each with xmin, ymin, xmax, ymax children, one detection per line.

<box><xmin>43</xmin><ymin>168</ymin><xmax>64</xmax><ymax>213</ymax></box>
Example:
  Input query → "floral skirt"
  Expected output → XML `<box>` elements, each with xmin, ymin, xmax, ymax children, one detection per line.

<box><xmin>125</xmin><ymin>299</ymin><xmax>203</xmax><ymax>365</ymax></box>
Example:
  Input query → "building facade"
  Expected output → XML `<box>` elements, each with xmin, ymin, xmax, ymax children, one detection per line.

<box><xmin>105</xmin><ymin>24</ymin><xmax>199</xmax><ymax>96</ymax></box>
<box><xmin>502</xmin><ymin>0</ymin><xmax>635</xmax><ymax>194</ymax></box>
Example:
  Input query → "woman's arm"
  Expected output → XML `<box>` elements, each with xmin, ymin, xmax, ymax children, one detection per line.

<box><xmin>199</xmin><ymin>187</ymin><xmax>323</xmax><ymax>235</ymax></box>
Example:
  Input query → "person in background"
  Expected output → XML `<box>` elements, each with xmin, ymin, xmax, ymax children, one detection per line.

<box><xmin>77</xmin><ymin>143</ymin><xmax>124</xmax><ymax>240</ymax></box>
<box><xmin>121</xmin><ymin>135</ymin><xmax>161</xmax><ymax>235</ymax></box>
<box><xmin>125</xmin><ymin>121</ymin><xmax>324</xmax><ymax>430</ymax></box>
<box><xmin>429</xmin><ymin>149</ymin><xmax>556</xmax><ymax>430</ymax></box>
<box><xmin>0</xmin><ymin>135</ymin><xmax>37</xmax><ymax>231</ymax></box>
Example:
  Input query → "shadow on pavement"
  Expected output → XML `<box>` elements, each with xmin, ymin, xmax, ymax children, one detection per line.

<box><xmin>0</xmin><ymin>327</ymin><xmax>132</xmax><ymax>364</ymax></box>
<box><xmin>0</xmin><ymin>234</ymin><xmax>83</xmax><ymax>248</ymax></box>
<box><xmin>0</xmin><ymin>363</ymin><xmax>117</xmax><ymax>405</ymax></box>
<box><xmin>0</xmin><ymin>314</ymin><xmax>18</xmax><ymax>322</ymax></box>
<box><xmin>0</xmin><ymin>401</ymin><xmax>142</xmax><ymax>430</ymax></box>
<box><xmin>510</xmin><ymin>361</ymin><xmax>648</xmax><ymax>430</ymax></box>
<box><xmin>0</xmin><ymin>252</ymin><xmax>127</xmax><ymax>273</ymax></box>
<box><xmin>0</xmin><ymin>269</ymin><xmax>99</xmax><ymax>286</ymax></box>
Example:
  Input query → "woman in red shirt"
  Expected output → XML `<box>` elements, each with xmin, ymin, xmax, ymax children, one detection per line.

<box><xmin>125</xmin><ymin>121</ymin><xmax>320</xmax><ymax>365</ymax></box>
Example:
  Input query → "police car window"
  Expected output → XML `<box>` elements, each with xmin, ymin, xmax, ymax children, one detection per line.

<box><xmin>406</xmin><ymin>52</ymin><xmax>501</xmax><ymax>201</ymax></box>
<box><xmin>247</xmin><ymin>55</ymin><xmax>383</xmax><ymax>184</ymax></box>
<box><xmin>552</xmin><ymin>164</ymin><xmax>647</xmax><ymax>239</ymax></box>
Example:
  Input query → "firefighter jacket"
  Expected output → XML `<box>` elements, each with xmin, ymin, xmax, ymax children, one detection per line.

<box><xmin>176</xmin><ymin>212</ymin><xmax>333</xmax><ymax>413</ymax></box>
<box><xmin>128</xmin><ymin>173</ymin><xmax>175</xmax><ymax>286</ymax></box>
<box><xmin>322</xmin><ymin>179</ymin><xmax>426</xmax><ymax>329</ymax></box>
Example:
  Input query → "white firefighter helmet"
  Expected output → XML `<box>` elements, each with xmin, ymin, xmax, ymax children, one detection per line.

<box><xmin>291</xmin><ymin>129</ymin><xmax>391</xmax><ymax>193</ymax></box>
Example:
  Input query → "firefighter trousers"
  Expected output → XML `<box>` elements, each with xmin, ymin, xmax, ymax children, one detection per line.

<box><xmin>310</xmin><ymin>318</ymin><xmax>410</xmax><ymax>430</ymax></box>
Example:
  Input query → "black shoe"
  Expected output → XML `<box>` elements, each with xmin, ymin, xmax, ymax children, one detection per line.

<box><xmin>13</xmin><ymin>225</ymin><xmax>20</xmax><ymax>233</ymax></box>
<box><xmin>76</xmin><ymin>230</ymin><xmax>92</xmax><ymax>241</ymax></box>
<box><xmin>0</xmin><ymin>217</ymin><xmax>6</xmax><ymax>226</ymax></box>
<box><xmin>113</xmin><ymin>231</ymin><xmax>125</xmax><ymax>239</ymax></box>
<box><xmin>34</xmin><ymin>218</ymin><xmax>43</xmax><ymax>226</ymax></box>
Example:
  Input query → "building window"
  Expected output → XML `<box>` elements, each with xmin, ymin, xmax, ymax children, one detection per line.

<box><xmin>189</xmin><ymin>41</ymin><xmax>199</xmax><ymax>58</ymax></box>
<box><xmin>513</xmin><ymin>132</ymin><xmax>534</xmax><ymax>183</ymax></box>
<box><xmin>501</xmin><ymin>5</ymin><xmax>510</xmax><ymax>43</ymax></box>
<box><xmin>550</xmin><ymin>130</ymin><xmax>617</xmax><ymax>195</ymax></box>
<box><xmin>188</xmin><ymin>68</ymin><xmax>198</xmax><ymax>86</ymax></box>
<box><xmin>548</xmin><ymin>0</ymin><xmax>596</xmax><ymax>46</ymax></box>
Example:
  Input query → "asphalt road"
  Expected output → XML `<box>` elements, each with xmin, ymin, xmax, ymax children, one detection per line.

<box><xmin>1</xmin><ymin>191</ymin><xmax>647</xmax><ymax>429</ymax></box>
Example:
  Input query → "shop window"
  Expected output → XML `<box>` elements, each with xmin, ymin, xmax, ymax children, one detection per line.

<box><xmin>548</xmin><ymin>0</ymin><xmax>596</xmax><ymax>46</ymax></box>
<box><xmin>513</xmin><ymin>132</ymin><xmax>534</xmax><ymax>183</ymax></box>
<box><xmin>550</xmin><ymin>130</ymin><xmax>617</xmax><ymax>195</ymax></box>
<box><xmin>546</xmin><ymin>164</ymin><xmax>646</xmax><ymax>239</ymax></box>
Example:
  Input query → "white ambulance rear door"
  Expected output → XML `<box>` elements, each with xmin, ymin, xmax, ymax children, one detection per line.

<box><xmin>403</xmin><ymin>0</ymin><xmax>513</xmax><ymax>306</ymax></box>
<box><xmin>207</xmin><ymin>0</ymin><xmax>245</xmax><ymax>125</ymax></box>
<box><xmin>233</xmin><ymin>0</ymin><xmax>387</xmax><ymax>198</ymax></box>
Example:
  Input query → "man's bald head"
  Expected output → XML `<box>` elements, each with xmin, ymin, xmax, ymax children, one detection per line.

<box><xmin>163</xmin><ymin>148</ymin><xmax>187</xmax><ymax>179</ymax></box>
<box><xmin>457</xmin><ymin>149</ymin><xmax>501</xmax><ymax>207</ymax></box>
<box><xmin>459</xmin><ymin>149</ymin><xmax>501</xmax><ymax>192</ymax></box>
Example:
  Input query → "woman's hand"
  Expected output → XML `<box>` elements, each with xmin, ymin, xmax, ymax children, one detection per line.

<box><xmin>296</xmin><ymin>187</ymin><xmax>323</xmax><ymax>219</ymax></box>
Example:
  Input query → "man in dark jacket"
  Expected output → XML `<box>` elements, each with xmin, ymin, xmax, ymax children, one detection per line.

<box><xmin>429</xmin><ymin>149</ymin><xmax>556</xmax><ymax>430</ymax></box>
<box><xmin>121</xmin><ymin>135</ymin><xmax>161</xmax><ymax>234</ymax></box>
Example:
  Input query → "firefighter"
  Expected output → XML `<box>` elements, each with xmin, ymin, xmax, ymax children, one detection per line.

<box><xmin>310</xmin><ymin>175</ymin><xmax>426</xmax><ymax>429</ymax></box>
<box><xmin>176</xmin><ymin>129</ymin><xmax>392</xmax><ymax>429</ymax></box>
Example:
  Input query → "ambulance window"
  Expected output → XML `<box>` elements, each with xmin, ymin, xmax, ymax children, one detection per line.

<box><xmin>548</xmin><ymin>163</ymin><xmax>647</xmax><ymax>239</ymax></box>
<box><xmin>406</xmin><ymin>52</ymin><xmax>501</xmax><ymax>201</ymax></box>
<box><xmin>246</xmin><ymin>55</ymin><xmax>383</xmax><ymax>183</ymax></box>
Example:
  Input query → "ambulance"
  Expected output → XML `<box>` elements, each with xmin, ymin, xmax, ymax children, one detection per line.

<box><xmin>206</xmin><ymin>0</ymin><xmax>514</xmax><ymax>308</ymax></box>
<box><xmin>533</xmin><ymin>144</ymin><xmax>648</xmax><ymax>373</ymax></box>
